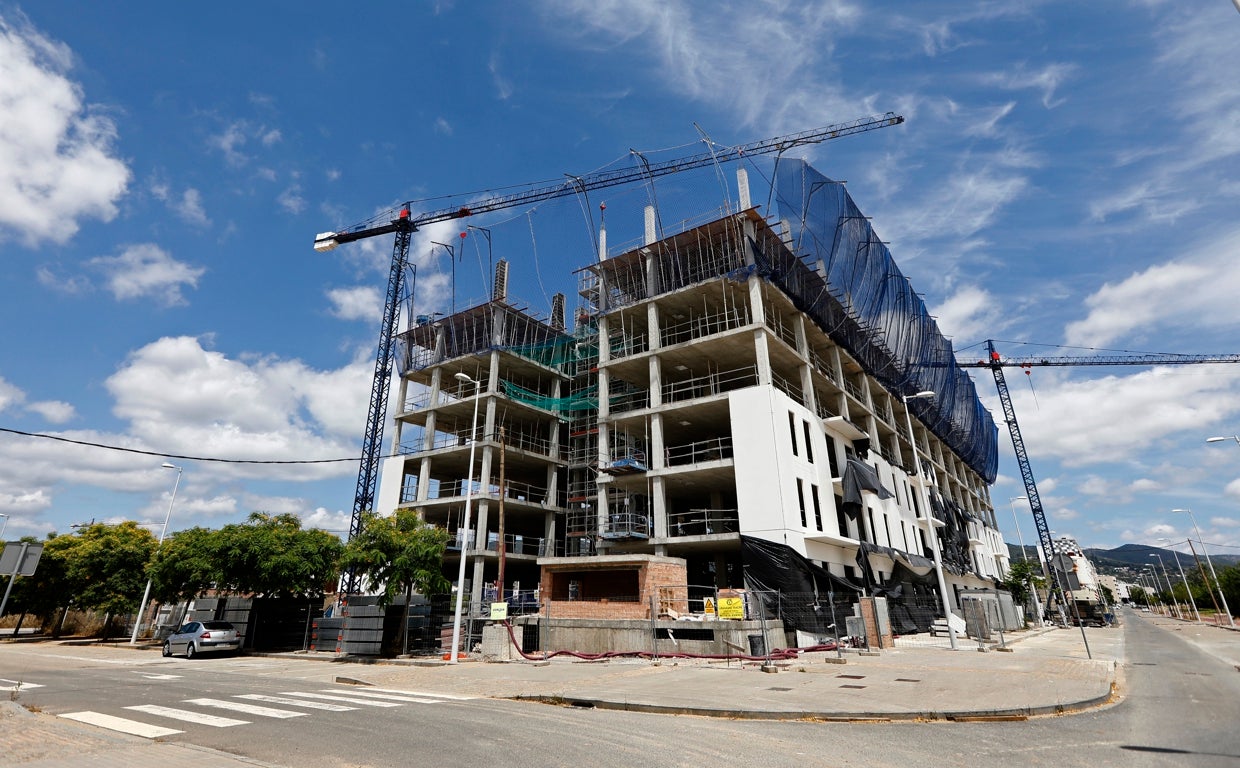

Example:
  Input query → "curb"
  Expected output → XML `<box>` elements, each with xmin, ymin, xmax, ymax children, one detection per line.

<box><xmin>507</xmin><ymin>679</ymin><xmax>1120</xmax><ymax>723</ymax></box>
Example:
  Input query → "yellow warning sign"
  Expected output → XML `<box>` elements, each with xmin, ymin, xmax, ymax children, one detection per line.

<box><xmin>703</xmin><ymin>597</ymin><xmax>716</xmax><ymax>615</ymax></box>
<box><xmin>489</xmin><ymin>602</ymin><xmax>509</xmax><ymax>621</ymax></box>
<box><xmin>717</xmin><ymin>597</ymin><xmax>745</xmax><ymax>620</ymax></box>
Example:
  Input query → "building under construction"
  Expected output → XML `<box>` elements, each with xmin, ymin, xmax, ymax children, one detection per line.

<box><xmin>375</xmin><ymin>159</ymin><xmax>1008</xmax><ymax>645</ymax></box>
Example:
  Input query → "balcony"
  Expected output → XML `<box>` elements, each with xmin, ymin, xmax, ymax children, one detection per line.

<box><xmin>665</xmin><ymin>436</ymin><xmax>732</xmax><ymax>466</ymax></box>
<box><xmin>668</xmin><ymin>508</ymin><xmax>739</xmax><ymax>537</ymax></box>
<box><xmin>484</xmin><ymin>533</ymin><xmax>551</xmax><ymax>557</ymax></box>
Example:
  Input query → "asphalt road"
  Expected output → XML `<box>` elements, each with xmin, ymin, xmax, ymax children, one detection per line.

<box><xmin>3</xmin><ymin>612</ymin><xmax>1238</xmax><ymax>768</ymax></box>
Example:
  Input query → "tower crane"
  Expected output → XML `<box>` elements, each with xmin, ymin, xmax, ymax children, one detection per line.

<box><xmin>963</xmin><ymin>341</ymin><xmax>1240</xmax><ymax>612</ymax></box>
<box><xmin>314</xmin><ymin>112</ymin><xmax>905</xmax><ymax>595</ymax></box>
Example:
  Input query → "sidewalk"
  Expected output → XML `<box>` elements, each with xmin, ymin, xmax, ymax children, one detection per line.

<box><xmin>2</xmin><ymin>623</ymin><xmax>1125</xmax><ymax>767</ymax></box>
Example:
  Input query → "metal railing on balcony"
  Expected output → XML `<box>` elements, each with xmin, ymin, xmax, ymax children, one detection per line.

<box><xmin>600</xmin><ymin>512</ymin><xmax>651</xmax><ymax>540</ymax></box>
<box><xmin>771</xmin><ymin>370</ymin><xmax>805</xmax><ymax>406</ymax></box>
<box><xmin>665</xmin><ymin>436</ymin><xmax>733</xmax><ymax>466</ymax></box>
<box><xmin>763</xmin><ymin>307</ymin><xmax>799</xmax><ymax>350</ymax></box>
<box><xmin>609</xmin><ymin>387</ymin><xmax>651</xmax><ymax>414</ymax></box>
<box><xmin>484</xmin><ymin>533</ymin><xmax>551</xmax><ymax>557</ymax></box>
<box><xmin>660</xmin><ymin>306</ymin><xmax>749</xmax><ymax>347</ymax></box>
<box><xmin>843</xmin><ymin>377</ymin><xmax>866</xmax><ymax>404</ymax></box>
<box><xmin>662</xmin><ymin>364</ymin><xmax>758</xmax><ymax>404</ymax></box>
<box><xmin>608</xmin><ymin>332</ymin><xmax>649</xmax><ymax>359</ymax></box>
<box><xmin>669</xmin><ymin>508</ymin><xmax>739</xmax><ymax>537</ymax></box>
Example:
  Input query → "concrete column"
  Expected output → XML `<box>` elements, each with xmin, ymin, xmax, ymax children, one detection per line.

<box><xmin>737</xmin><ymin>167</ymin><xmax>751</xmax><ymax>211</ymax></box>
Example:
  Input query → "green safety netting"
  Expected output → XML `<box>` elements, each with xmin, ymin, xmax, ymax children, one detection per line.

<box><xmin>501</xmin><ymin>379</ymin><xmax>598</xmax><ymax>412</ymax></box>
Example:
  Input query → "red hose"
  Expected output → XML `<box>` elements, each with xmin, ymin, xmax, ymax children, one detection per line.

<box><xmin>499</xmin><ymin>620</ymin><xmax>837</xmax><ymax>662</ymax></box>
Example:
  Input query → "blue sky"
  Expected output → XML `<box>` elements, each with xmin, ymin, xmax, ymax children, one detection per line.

<box><xmin>3</xmin><ymin>1</ymin><xmax>1240</xmax><ymax>564</ymax></box>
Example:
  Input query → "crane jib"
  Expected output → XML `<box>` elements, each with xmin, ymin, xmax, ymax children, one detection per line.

<box><xmin>314</xmin><ymin>113</ymin><xmax>904</xmax><ymax>250</ymax></box>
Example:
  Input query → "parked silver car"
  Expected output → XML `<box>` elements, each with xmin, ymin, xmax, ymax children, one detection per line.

<box><xmin>162</xmin><ymin>620</ymin><xmax>240</xmax><ymax>658</ymax></box>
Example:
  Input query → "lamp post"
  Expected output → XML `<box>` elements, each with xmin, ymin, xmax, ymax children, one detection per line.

<box><xmin>1159</xmin><ymin>539</ymin><xmax>1201</xmax><ymax>623</ymax></box>
<box><xmin>448</xmin><ymin>372</ymin><xmax>482</xmax><ymax>663</ymax></box>
<box><xmin>903</xmin><ymin>389</ymin><xmax>957</xmax><ymax>650</ymax></box>
<box><xmin>1172</xmin><ymin>507</ymin><xmax>1234</xmax><ymax>628</ymax></box>
<box><xmin>130</xmin><ymin>463</ymin><xmax>182</xmax><ymax>645</ymax></box>
<box><xmin>1007</xmin><ymin>496</ymin><xmax>1043</xmax><ymax>626</ymax></box>
<box><xmin>1149</xmin><ymin>554</ymin><xmax>1181</xmax><ymax>619</ymax></box>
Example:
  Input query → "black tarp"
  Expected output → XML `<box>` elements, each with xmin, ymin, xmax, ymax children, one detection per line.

<box><xmin>741</xmin><ymin>535</ymin><xmax>862</xmax><ymax>637</ymax></box>
<box><xmin>840</xmin><ymin>458</ymin><xmax>893</xmax><ymax>519</ymax></box>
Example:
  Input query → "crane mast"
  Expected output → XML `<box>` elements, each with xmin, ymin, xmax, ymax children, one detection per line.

<box><xmin>316</xmin><ymin>113</ymin><xmax>905</xmax><ymax>597</ymax></box>
<box><xmin>977</xmin><ymin>340</ymin><xmax>1240</xmax><ymax>625</ymax></box>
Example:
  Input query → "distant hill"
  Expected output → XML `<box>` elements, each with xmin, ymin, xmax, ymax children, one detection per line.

<box><xmin>1006</xmin><ymin>542</ymin><xmax>1239</xmax><ymax>575</ymax></box>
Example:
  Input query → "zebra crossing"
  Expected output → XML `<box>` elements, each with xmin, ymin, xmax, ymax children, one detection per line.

<box><xmin>56</xmin><ymin>686</ymin><xmax>474</xmax><ymax>738</ymax></box>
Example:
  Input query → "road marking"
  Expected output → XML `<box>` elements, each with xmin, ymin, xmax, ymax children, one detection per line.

<box><xmin>319</xmin><ymin>688</ymin><xmax>441</xmax><ymax>704</ymax></box>
<box><xmin>59</xmin><ymin>711</ymin><xmax>183</xmax><ymax>738</ymax></box>
<box><xmin>183</xmin><ymin>698</ymin><xmax>307</xmax><ymax>719</ymax></box>
<box><xmin>236</xmin><ymin>694</ymin><xmax>357</xmax><ymax>711</ymax></box>
<box><xmin>362</xmin><ymin>686</ymin><xmax>476</xmax><ymax>701</ymax></box>
<box><xmin>278</xmin><ymin>691</ymin><xmax>402</xmax><ymax>707</ymax></box>
<box><xmin>0</xmin><ymin>679</ymin><xmax>44</xmax><ymax>692</ymax></box>
<box><xmin>136</xmin><ymin>673</ymin><xmax>182</xmax><ymax>680</ymax></box>
<box><xmin>126</xmin><ymin>704</ymin><xmax>249</xmax><ymax>727</ymax></box>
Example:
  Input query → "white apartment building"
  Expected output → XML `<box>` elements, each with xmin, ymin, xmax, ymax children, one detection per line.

<box><xmin>375</xmin><ymin>161</ymin><xmax>1008</xmax><ymax>627</ymax></box>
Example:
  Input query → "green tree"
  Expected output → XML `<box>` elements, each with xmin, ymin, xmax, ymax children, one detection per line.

<box><xmin>27</xmin><ymin>523</ymin><xmax>158</xmax><ymax>636</ymax></box>
<box><xmin>1099</xmin><ymin>584</ymin><xmax>1115</xmax><ymax>606</ymax></box>
<box><xmin>1219</xmin><ymin>563</ymin><xmax>1240</xmax><ymax>623</ymax></box>
<box><xmin>148</xmin><ymin>526</ymin><xmax>221</xmax><ymax>620</ymax></box>
<box><xmin>67</xmin><ymin>522</ymin><xmax>158</xmax><ymax>615</ymax></box>
<box><xmin>1129</xmin><ymin>586</ymin><xmax>1147</xmax><ymax>605</ymax></box>
<box><xmin>339</xmin><ymin>509</ymin><xmax>450</xmax><ymax>604</ymax></box>
<box><xmin>1000</xmin><ymin>560</ymin><xmax>1041</xmax><ymax>607</ymax></box>
<box><xmin>214</xmin><ymin>512</ymin><xmax>342</xmax><ymax>598</ymax></box>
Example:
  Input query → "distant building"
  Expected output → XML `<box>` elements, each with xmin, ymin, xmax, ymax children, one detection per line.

<box><xmin>374</xmin><ymin>161</ymin><xmax>1007</xmax><ymax>634</ymax></box>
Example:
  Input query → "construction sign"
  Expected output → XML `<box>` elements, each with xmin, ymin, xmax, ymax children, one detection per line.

<box><xmin>489</xmin><ymin>602</ymin><xmax>509</xmax><ymax>621</ymax></box>
<box><xmin>717</xmin><ymin>596</ymin><xmax>745</xmax><ymax>619</ymax></box>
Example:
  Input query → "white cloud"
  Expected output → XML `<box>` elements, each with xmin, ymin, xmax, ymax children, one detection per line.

<box><xmin>0</xmin><ymin>376</ymin><xmax>74</xmax><ymax>423</ymax></box>
<box><xmin>209</xmin><ymin>121</ymin><xmax>250</xmax><ymax>167</ymax></box>
<box><xmin>545</xmin><ymin>0</ymin><xmax>863</xmax><ymax>129</ymax></box>
<box><xmin>327</xmin><ymin>286</ymin><xmax>381</xmax><ymax>322</ymax></box>
<box><xmin>174</xmin><ymin>188</ymin><xmax>208</xmax><ymax>225</ymax></box>
<box><xmin>104</xmin><ymin>335</ymin><xmax>369</xmax><ymax>469</ymax></box>
<box><xmin>1211</xmin><ymin>516</ymin><xmax>1240</xmax><ymax>528</ymax></box>
<box><xmin>488</xmin><ymin>51</ymin><xmax>512</xmax><ymax>101</ymax></box>
<box><xmin>277</xmin><ymin>185</ymin><xmax>306</xmax><ymax>214</ymax></box>
<box><xmin>993</xmin><ymin>366</ymin><xmax>1240</xmax><ymax>466</ymax></box>
<box><xmin>434</xmin><ymin>117</ymin><xmax>453</xmax><ymax>136</ymax></box>
<box><xmin>0</xmin><ymin>376</ymin><xmax>22</xmax><ymax>413</ymax></box>
<box><xmin>27</xmin><ymin>400</ymin><xmax>75</xmax><ymax>423</ymax></box>
<box><xmin>90</xmin><ymin>243</ymin><xmax>205</xmax><ymax>307</ymax></box>
<box><xmin>980</xmin><ymin>63</ymin><xmax>1077</xmax><ymax>108</ymax></box>
<box><xmin>930</xmin><ymin>284</ymin><xmax>1005</xmax><ymax>342</ymax></box>
<box><xmin>260</xmin><ymin>128</ymin><xmax>282</xmax><ymax>146</ymax></box>
<box><xmin>152</xmin><ymin>179</ymin><xmax>209</xmax><ymax>226</ymax></box>
<box><xmin>0</xmin><ymin>14</ymin><xmax>130</xmax><ymax>246</ymax></box>
<box><xmin>1065</xmin><ymin>227</ymin><xmax>1240</xmax><ymax>347</ymax></box>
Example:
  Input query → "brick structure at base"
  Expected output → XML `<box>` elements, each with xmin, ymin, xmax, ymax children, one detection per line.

<box><xmin>538</xmin><ymin>554</ymin><xmax>688</xmax><ymax>620</ymax></box>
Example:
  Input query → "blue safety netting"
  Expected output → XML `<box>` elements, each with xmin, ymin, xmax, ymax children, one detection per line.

<box><xmin>771</xmin><ymin>161</ymin><xmax>998</xmax><ymax>482</ymax></box>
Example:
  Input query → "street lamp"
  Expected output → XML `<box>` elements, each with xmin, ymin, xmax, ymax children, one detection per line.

<box><xmin>1159</xmin><ymin>539</ymin><xmax>1201</xmax><ymax>623</ymax></box>
<box><xmin>1006</xmin><ymin>496</ymin><xmax>1043</xmax><ymax>626</ymax></box>
<box><xmin>902</xmin><ymin>389</ymin><xmax>958</xmax><ymax>650</ymax></box>
<box><xmin>448</xmin><ymin>372</ymin><xmax>482</xmax><ymax>663</ymax></box>
<box><xmin>130</xmin><ymin>463</ymin><xmax>182</xmax><ymax>645</ymax></box>
<box><xmin>1172</xmin><ymin>507</ymin><xmax>1235</xmax><ymax>627</ymax></box>
<box><xmin>0</xmin><ymin>513</ymin><xmax>9</xmax><ymax>540</ymax></box>
<box><xmin>1149</xmin><ymin>554</ymin><xmax>1181</xmax><ymax>620</ymax></box>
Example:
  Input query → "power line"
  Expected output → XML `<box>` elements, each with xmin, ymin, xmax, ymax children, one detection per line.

<box><xmin>0</xmin><ymin>426</ymin><xmax>360</xmax><ymax>465</ymax></box>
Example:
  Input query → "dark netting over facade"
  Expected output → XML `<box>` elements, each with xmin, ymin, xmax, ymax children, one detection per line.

<box><xmin>771</xmin><ymin>161</ymin><xmax>998</xmax><ymax>482</ymax></box>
